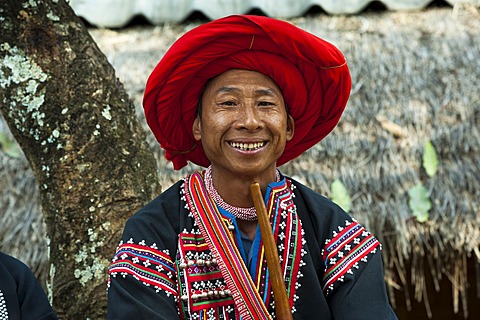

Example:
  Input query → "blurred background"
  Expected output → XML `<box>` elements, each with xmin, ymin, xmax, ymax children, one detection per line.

<box><xmin>1</xmin><ymin>1</ymin><xmax>479</xmax><ymax>318</ymax></box>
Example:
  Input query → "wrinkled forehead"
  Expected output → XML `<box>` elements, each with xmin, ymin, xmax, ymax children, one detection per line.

<box><xmin>202</xmin><ymin>69</ymin><xmax>284</xmax><ymax>98</ymax></box>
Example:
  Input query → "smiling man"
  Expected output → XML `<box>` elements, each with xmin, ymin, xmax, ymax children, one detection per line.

<box><xmin>107</xmin><ymin>15</ymin><xmax>397</xmax><ymax>320</ymax></box>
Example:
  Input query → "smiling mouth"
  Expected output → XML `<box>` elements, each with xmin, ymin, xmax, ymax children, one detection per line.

<box><xmin>229</xmin><ymin>142</ymin><xmax>266</xmax><ymax>151</ymax></box>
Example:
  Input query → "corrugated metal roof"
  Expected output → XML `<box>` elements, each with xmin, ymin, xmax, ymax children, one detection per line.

<box><xmin>70</xmin><ymin>0</ymin><xmax>480</xmax><ymax>28</ymax></box>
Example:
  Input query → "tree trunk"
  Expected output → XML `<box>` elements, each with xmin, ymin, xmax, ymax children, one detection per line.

<box><xmin>0</xmin><ymin>1</ymin><xmax>160</xmax><ymax>318</ymax></box>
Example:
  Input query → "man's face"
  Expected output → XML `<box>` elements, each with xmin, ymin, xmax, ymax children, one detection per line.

<box><xmin>193</xmin><ymin>69</ymin><xmax>294</xmax><ymax>179</ymax></box>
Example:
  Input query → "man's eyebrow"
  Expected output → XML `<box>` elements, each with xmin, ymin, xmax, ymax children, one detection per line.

<box><xmin>254</xmin><ymin>88</ymin><xmax>277</xmax><ymax>96</ymax></box>
<box><xmin>215</xmin><ymin>86</ymin><xmax>239</xmax><ymax>94</ymax></box>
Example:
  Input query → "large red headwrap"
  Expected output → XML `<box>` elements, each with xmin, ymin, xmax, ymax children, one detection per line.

<box><xmin>143</xmin><ymin>15</ymin><xmax>351</xmax><ymax>170</ymax></box>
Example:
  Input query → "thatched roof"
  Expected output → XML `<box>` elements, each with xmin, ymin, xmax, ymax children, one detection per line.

<box><xmin>1</xmin><ymin>6</ymin><xmax>479</xmax><ymax>317</ymax></box>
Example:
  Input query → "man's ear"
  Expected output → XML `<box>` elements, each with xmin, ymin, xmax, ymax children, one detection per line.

<box><xmin>192</xmin><ymin>116</ymin><xmax>202</xmax><ymax>141</ymax></box>
<box><xmin>286</xmin><ymin>114</ymin><xmax>295</xmax><ymax>141</ymax></box>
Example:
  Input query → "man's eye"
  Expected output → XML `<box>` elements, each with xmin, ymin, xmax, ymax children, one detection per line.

<box><xmin>220</xmin><ymin>101</ymin><xmax>236</xmax><ymax>106</ymax></box>
<box><xmin>258</xmin><ymin>101</ymin><xmax>275</xmax><ymax>106</ymax></box>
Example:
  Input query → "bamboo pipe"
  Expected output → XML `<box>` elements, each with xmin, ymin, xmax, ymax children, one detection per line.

<box><xmin>250</xmin><ymin>182</ymin><xmax>293</xmax><ymax>320</ymax></box>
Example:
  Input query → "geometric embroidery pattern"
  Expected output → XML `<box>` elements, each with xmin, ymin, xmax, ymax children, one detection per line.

<box><xmin>253</xmin><ymin>179</ymin><xmax>305</xmax><ymax>315</ymax></box>
<box><xmin>176</xmin><ymin>229</ymin><xmax>236</xmax><ymax>319</ymax></box>
<box><xmin>108</xmin><ymin>240</ymin><xmax>177</xmax><ymax>296</ymax></box>
<box><xmin>322</xmin><ymin>219</ymin><xmax>380</xmax><ymax>295</ymax></box>
<box><xmin>183</xmin><ymin>172</ymin><xmax>271</xmax><ymax>320</ymax></box>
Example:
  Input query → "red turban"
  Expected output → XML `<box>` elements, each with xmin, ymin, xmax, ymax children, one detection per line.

<box><xmin>143</xmin><ymin>15</ymin><xmax>351</xmax><ymax>170</ymax></box>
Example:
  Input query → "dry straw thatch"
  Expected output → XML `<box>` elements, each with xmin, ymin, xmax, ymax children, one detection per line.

<box><xmin>1</xmin><ymin>5</ymin><xmax>479</xmax><ymax>317</ymax></box>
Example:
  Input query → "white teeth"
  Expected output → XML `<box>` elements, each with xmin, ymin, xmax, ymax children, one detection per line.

<box><xmin>230</xmin><ymin>142</ymin><xmax>265</xmax><ymax>151</ymax></box>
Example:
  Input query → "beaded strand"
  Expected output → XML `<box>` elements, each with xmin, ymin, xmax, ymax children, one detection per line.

<box><xmin>204</xmin><ymin>166</ymin><xmax>280</xmax><ymax>221</ymax></box>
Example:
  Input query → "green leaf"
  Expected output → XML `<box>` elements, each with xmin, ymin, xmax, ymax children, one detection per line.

<box><xmin>423</xmin><ymin>141</ymin><xmax>438</xmax><ymax>177</ymax></box>
<box><xmin>0</xmin><ymin>132</ymin><xmax>22</xmax><ymax>159</ymax></box>
<box><xmin>408</xmin><ymin>183</ymin><xmax>431</xmax><ymax>223</ymax></box>
<box><xmin>331</xmin><ymin>179</ymin><xmax>352</xmax><ymax>213</ymax></box>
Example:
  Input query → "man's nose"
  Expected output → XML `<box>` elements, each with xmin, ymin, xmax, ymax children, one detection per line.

<box><xmin>239</xmin><ymin>104</ymin><xmax>262</xmax><ymax>130</ymax></box>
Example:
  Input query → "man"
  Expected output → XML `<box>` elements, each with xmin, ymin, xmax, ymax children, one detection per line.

<box><xmin>0</xmin><ymin>252</ymin><xmax>58</xmax><ymax>320</ymax></box>
<box><xmin>107</xmin><ymin>15</ymin><xmax>397</xmax><ymax>319</ymax></box>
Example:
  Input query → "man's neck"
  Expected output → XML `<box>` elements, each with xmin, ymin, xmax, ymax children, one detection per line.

<box><xmin>209</xmin><ymin>167</ymin><xmax>277</xmax><ymax>208</ymax></box>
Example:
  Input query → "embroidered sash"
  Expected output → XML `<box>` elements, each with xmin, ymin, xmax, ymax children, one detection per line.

<box><xmin>184</xmin><ymin>172</ymin><xmax>272</xmax><ymax>320</ymax></box>
<box><xmin>252</xmin><ymin>180</ymin><xmax>302</xmax><ymax>307</ymax></box>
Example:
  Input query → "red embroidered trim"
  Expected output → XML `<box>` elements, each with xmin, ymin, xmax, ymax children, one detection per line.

<box><xmin>184</xmin><ymin>172</ymin><xmax>272</xmax><ymax>320</ymax></box>
<box><xmin>109</xmin><ymin>243</ymin><xmax>177</xmax><ymax>295</ymax></box>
